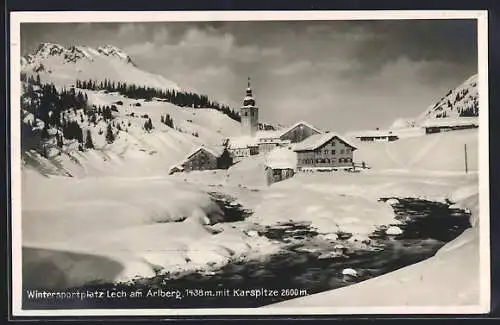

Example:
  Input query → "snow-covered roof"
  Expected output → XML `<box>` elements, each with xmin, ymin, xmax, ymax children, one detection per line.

<box><xmin>265</xmin><ymin>147</ymin><xmax>297</xmax><ymax>169</ymax></box>
<box><xmin>169</xmin><ymin>145</ymin><xmax>224</xmax><ymax>172</ymax></box>
<box><xmin>185</xmin><ymin>146</ymin><xmax>223</xmax><ymax>160</ymax></box>
<box><xmin>420</xmin><ymin>117</ymin><xmax>479</xmax><ymax>128</ymax></box>
<box><xmin>256</xmin><ymin>130</ymin><xmax>285</xmax><ymax>140</ymax></box>
<box><xmin>228</xmin><ymin>120</ymin><xmax>322</xmax><ymax>149</ymax></box>
<box><xmin>293</xmin><ymin>132</ymin><xmax>357</xmax><ymax>152</ymax></box>
<box><xmin>349</xmin><ymin>129</ymin><xmax>398</xmax><ymax>138</ymax></box>
<box><xmin>228</xmin><ymin>136</ymin><xmax>258</xmax><ymax>149</ymax></box>
<box><xmin>280</xmin><ymin>121</ymin><xmax>322</xmax><ymax>137</ymax></box>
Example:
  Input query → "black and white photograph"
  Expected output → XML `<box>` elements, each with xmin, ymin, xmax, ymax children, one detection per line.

<box><xmin>10</xmin><ymin>10</ymin><xmax>490</xmax><ymax>316</ymax></box>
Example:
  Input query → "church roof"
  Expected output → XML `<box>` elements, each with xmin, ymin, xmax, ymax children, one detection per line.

<box><xmin>293</xmin><ymin>132</ymin><xmax>357</xmax><ymax>152</ymax></box>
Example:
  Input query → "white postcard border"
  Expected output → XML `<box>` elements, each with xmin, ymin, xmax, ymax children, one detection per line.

<box><xmin>9</xmin><ymin>10</ymin><xmax>490</xmax><ymax>317</ymax></box>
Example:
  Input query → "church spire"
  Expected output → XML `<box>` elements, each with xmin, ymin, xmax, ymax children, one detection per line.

<box><xmin>243</xmin><ymin>76</ymin><xmax>255</xmax><ymax>106</ymax></box>
<box><xmin>240</xmin><ymin>76</ymin><xmax>259</xmax><ymax>136</ymax></box>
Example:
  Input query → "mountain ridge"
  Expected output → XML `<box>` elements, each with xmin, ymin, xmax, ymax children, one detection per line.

<box><xmin>21</xmin><ymin>42</ymin><xmax>181</xmax><ymax>91</ymax></box>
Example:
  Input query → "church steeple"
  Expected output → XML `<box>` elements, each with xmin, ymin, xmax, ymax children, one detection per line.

<box><xmin>243</xmin><ymin>77</ymin><xmax>256</xmax><ymax>107</ymax></box>
<box><xmin>240</xmin><ymin>76</ymin><xmax>259</xmax><ymax>136</ymax></box>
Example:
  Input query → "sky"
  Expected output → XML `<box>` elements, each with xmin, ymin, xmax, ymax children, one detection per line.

<box><xmin>20</xmin><ymin>19</ymin><xmax>478</xmax><ymax>132</ymax></box>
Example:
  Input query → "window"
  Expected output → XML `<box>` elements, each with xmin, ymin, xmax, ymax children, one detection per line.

<box><xmin>332</xmin><ymin>142</ymin><xmax>335</xmax><ymax>146</ymax></box>
<box><xmin>316</xmin><ymin>159</ymin><xmax>320</xmax><ymax>163</ymax></box>
<box><xmin>339</xmin><ymin>158</ymin><xmax>343</xmax><ymax>163</ymax></box>
<box><xmin>324</xmin><ymin>150</ymin><xmax>328</xmax><ymax>155</ymax></box>
<box><xmin>245</xmin><ymin>112</ymin><xmax>248</xmax><ymax>116</ymax></box>
<box><xmin>345</xmin><ymin>148</ymin><xmax>350</xmax><ymax>153</ymax></box>
<box><xmin>326</xmin><ymin>158</ymin><xmax>330</xmax><ymax>164</ymax></box>
<box><xmin>340</xmin><ymin>149</ymin><xmax>344</xmax><ymax>154</ymax></box>
<box><xmin>331</xmin><ymin>150</ymin><xmax>335</xmax><ymax>155</ymax></box>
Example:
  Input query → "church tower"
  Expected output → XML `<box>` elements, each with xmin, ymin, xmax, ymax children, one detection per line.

<box><xmin>240</xmin><ymin>77</ymin><xmax>259</xmax><ymax>136</ymax></box>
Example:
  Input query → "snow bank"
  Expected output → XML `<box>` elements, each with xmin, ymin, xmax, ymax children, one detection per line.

<box><xmin>22</xmin><ymin>173</ymin><xmax>276</xmax><ymax>289</ymax></box>
<box><xmin>265</xmin><ymin>147</ymin><xmax>297</xmax><ymax>169</ymax></box>
<box><xmin>225</xmin><ymin>154</ymin><xmax>269</xmax><ymax>188</ymax></box>
<box><xmin>253</xmin><ymin>170</ymin><xmax>478</xmax><ymax>242</ymax></box>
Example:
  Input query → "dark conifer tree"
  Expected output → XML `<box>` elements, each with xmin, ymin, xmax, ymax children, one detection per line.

<box><xmin>85</xmin><ymin>129</ymin><xmax>94</xmax><ymax>149</ymax></box>
<box><xmin>105</xmin><ymin>124</ymin><xmax>115</xmax><ymax>144</ymax></box>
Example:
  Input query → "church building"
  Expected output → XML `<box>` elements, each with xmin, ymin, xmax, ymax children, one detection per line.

<box><xmin>240</xmin><ymin>77</ymin><xmax>259</xmax><ymax>136</ymax></box>
<box><xmin>228</xmin><ymin>77</ymin><xmax>323</xmax><ymax>160</ymax></box>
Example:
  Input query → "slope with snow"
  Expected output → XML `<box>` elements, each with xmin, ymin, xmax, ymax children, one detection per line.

<box><xmin>349</xmin><ymin>128</ymin><xmax>478</xmax><ymax>172</ymax></box>
<box><xmin>22</xmin><ymin>43</ymin><xmax>181</xmax><ymax>91</ymax></box>
<box><xmin>390</xmin><ymin>74</ymin><xmax>479</xmax><ymax>132</ymax></box>
<box><xmin>22</xmin><ymin>91</ymin><xmax>242</xmax><ymax>177</ymax></box>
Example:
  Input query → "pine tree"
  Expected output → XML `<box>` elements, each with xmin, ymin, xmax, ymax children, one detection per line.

<box><xmin>85</xmin><ymin>129</ymin><xmax>94</xmax><ymax>149</ymax></box>
<box><xmin>105</xmin><ymin>124</ymin><xmax>115</xmax><ymax>144</ymax></box>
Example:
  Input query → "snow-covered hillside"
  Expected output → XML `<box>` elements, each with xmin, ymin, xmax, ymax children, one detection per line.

<box><xmin>22</xmin><ymin>90</ymin><xmax>241</xmax><ymax>177</ymax></box>
<box><xmin>391</xmin><ymin>74</ymin><xmax>479</xmax><ymax>130</ymax></box>
<box><xmin>20</xmin><ymin>43</ymin><xmax>244</xmax><ymax>177</ymax></box>
<box><xmin>417</xmin><ymin>74</ymin><xmax>478</xmax><ymax>122</ymax></box>
<box><xmin>22</xmin><ymin>43</ymin><xmax>180</xmax><ymax>91</ymax></box>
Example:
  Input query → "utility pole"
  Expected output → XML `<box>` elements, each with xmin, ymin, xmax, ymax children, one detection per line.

<box><xmin>464</xmin><ymin>143</ymin><xmax>468</xmax><ymax>174</ymax></box>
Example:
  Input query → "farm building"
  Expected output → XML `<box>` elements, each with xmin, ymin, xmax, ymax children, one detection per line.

<box><xmin>169</xmin><ymin>146</ymin><xmax>233</xmax><ymax>174</ymax></box>
<box><xmin>421</xmin><ymin>117</ymin><xmax>479</xmax><ymax>134</ymax></box>
<box><xmin>293</xmin><ymin>132</ymin><xmax>357</xmax><ymax>170</ymax></box>
<box><xmin>264</xmin><ymin>147</ymin><xmax>297</xmax><ymax>184</ymax></box>
<box><xmin>352</xmin><ymin>129</ymin><xmax>399</xmax><ymax>142</ymax></box>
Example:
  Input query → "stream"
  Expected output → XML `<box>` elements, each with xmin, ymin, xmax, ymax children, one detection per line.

<box><xmin>23</xmin><ymin>195</ymin><xmax>471</xmax><ymax>309</ymax></box>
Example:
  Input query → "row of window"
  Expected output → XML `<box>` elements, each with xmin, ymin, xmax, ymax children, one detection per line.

<box><xmin>300</xmin><ymin>158</ymin><xmax>352</xmax><ymax>164</ymax></box>
<box><xmin>317</xmin><ymin>148</ymin><xmax>350</xmax><ymax>155</ymax></box>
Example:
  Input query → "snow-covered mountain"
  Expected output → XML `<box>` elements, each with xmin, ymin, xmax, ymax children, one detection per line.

<box><xmin>391</xmin><ymin>74</ymin><xmax>479</xmax><ymax>130</ymax></box>
<box><xmin>21</xmin><ymin>43</ymin><xmax>242</xmax><ymax>177</ymax></box>
<box><xmin>22</xmin><ymin>42</ymin><xmax>180</xmax><ymax>91</ymax></box>
<box><xmin>417</xmin><ymin>74</ymin><xmax>478</xmax><ymax>122</ymax></box>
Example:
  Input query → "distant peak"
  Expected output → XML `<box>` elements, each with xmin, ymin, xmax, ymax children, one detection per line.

<box><xmin>35</xmin><ymin>42</ymin><xmax>66</xmax><ymax>56</ymax></box>
<box><xmin>23</xmin><ymin>42</ymin><xmax>136</xmax><ymax>66</ymax></box>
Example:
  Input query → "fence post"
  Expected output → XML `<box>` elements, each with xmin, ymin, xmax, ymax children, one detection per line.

<box><xmin>464</xmin><ymin>143</ymin><xmax>468</xmax><ymax>174</ymax></box>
